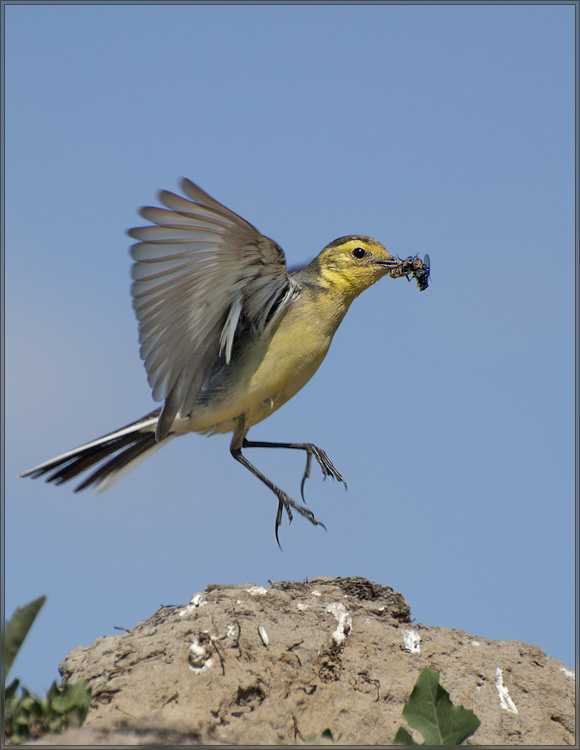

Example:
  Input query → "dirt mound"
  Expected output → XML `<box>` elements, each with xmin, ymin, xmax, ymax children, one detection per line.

<box><xmin>26</xmin><ymin>577</ymin><xmax>576</xmax><ymax>745</ymax></box>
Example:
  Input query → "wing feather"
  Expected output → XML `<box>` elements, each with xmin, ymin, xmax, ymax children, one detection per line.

<box><xmin>129</xmin><ymin>179</ymin><xmax>301</xmax><ymax>439</ymax></box>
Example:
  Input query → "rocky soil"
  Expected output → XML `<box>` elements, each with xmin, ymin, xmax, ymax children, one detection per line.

<box><xmin>22</xmin><ymin>577</ymin><xmax>576</xmax><ymax>745</ymax></box>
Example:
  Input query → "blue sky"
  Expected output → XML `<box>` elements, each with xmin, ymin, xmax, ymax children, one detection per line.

<box><xmin>4</xmin><ymin>3</ymin><xmax>576</xmax><ymax>694</ymax></box>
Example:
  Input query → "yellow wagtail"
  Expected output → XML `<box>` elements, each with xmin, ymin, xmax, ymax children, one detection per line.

<box><xmin>20</xmin><ymin>179</ymin><xmax>429</xmax><ymax>544</ymax></box>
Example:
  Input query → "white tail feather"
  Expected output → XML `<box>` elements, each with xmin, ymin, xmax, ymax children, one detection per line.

<box><xmin>90</xmin><ymin>435</ymin><xmax>174</xmax><ymax>493</ymax></box>
<box><xmin>19</xmin><ymin>415</ymin><xmax>159</xmax><ymax>479</ymax></box>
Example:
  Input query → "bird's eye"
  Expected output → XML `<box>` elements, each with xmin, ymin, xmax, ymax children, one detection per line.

<box><xmin>352</xmin><ymin>247</ymin><xmax>366</xmax><ymax>259</ymax></box>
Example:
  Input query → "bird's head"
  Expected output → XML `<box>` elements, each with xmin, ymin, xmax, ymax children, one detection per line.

<box><xmin>314</xmin><ymin>235</ymin><xmax>398</xmax><ymax>298</ymax></box>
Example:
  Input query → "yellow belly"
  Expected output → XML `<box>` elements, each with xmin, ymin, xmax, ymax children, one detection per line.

<box><xmin>174</xmin><ymin>288</ymin><xmax>348</xmax><ymax>436</ymax></box>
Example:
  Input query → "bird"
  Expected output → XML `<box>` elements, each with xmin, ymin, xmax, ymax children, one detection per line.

<box><xmin>20</xmin><ymin>178</ymin><xmax>429</xmax><ymax>544</ymax></box>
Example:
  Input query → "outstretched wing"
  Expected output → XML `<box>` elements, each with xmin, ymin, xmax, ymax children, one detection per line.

<box><xmin>129</xmin><ymin>179</ymin><xmax>299</xmax><ymax>440</ymax></box>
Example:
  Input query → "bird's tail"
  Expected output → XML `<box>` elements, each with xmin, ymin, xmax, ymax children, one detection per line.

<box><xmin>19</xmin><ymin>411</ymin><xmax>173</xmax><ymax>493</ymax></box>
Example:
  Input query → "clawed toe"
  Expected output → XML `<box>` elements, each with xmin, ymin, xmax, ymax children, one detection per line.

<box><xmin>274</xmin><ymin>491</ymin><xmax>325</xmax><ymax>549</ymax></box>
<box><xmin>300</xmin><ymin>444</ymin><xmax>347</xmax><ymax>501</ymax></box>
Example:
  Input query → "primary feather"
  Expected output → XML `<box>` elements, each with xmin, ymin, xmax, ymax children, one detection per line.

<box><xmin>129</xmin><ymin>178</ymin><xmax>300</xmax><ymax>439</ymax></box>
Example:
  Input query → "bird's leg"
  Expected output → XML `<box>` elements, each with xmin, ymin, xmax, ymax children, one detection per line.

<box><xmin>231</xmin><ymin>447</ymin><xmax>326</xmax><ymax>547</ymax></box>
<box><xmin>241</xmin><ymin>439</ymin><xmax>347</xmax><ymax>501</ymax></box>
<box><xmin>230</xmin><ymin>423</ymin><xmax>326</xmax><ymax>547</ymax></box>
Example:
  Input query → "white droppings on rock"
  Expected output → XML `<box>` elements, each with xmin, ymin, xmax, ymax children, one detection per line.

<box><xmin>247</xmin><ymin>586</ymin><xmax>268</xmax><ymax>596</ymax></box>
<box><xmin>496</xmin><ymin>667</ymin><xmax>518</xmax><ymax>713</ymax></box>
<box><xmin>188</xmin><ymin>635</ymin><xmax>213</xmax><ymax>673</ymax></box>
<box><xmin>560</xmin><ymin>666</ymin><xmax>575</xmax><ymax>679</ymax></box>
<box><xmin>326</xmin><ymin>602</ymin><xmax>352</xmax><ymax>645</ymax></box>
<box><xmin>326</xmin><ymin>602</ymin><xmax>346</xmax><ymax>619</ymax></box>
<box><xmin>403</xmin><ymin>629</ymin><xmax>421</xmax><ymax>654</ymax></box>
<box><xmin>179</xmin><ymin>592</ymin><xmax>208</xmax><ymax>617</ymax></box>
<box><xmin>258</xmin><ymin>625</ymin><xmax>269</xmax><ymax>648</ymax></box>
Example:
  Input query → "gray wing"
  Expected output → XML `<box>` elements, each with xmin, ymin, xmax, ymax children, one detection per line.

<box><xmin>129</xmin><ymin>178</ymin><xmax>300</xmax><ymax>440</ymax></box>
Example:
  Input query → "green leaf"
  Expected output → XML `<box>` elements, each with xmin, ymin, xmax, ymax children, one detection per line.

<box><xmin>5</xmin><ymin>678</ymin><xmax>21</xmax><ymax>700</ymax></box>
<box><xmin>393</xmin><ymin>726</ymin><xmax>420</xmax><ymax>745</ymax></box>
<box><xmin>320</xmin><ymin>728</ymin><xmax>343</xmax><ymax>743</ymax></box>
<box><xmin>396</xmin><ymin>668</ymin><xmax>480</xmax><ymax>746</ymax></box>
<box><xmin>50</xmin><ymin>680</ymin><xmax>92</xmax><ymax>716</ymax></box>
<box><xmin>5</xmin><ymin>673</ymin><xmax>91</xmax><ymax>743</ymax></box>
<box><xmin>5</xmin><ymin>596</ymin><xmax>46</xmax><ymax>680</ymax></box>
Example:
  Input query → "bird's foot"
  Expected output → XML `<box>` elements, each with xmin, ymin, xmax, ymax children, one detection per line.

<box><xmin>299</xmin><ymin>444</ymin><xmax>347</xmax><ymax>502</ymax></box>
<box><xmin>275</xmin><ymin>491</ymin><xmax>327</xmax><ymax>549</ymax></box>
